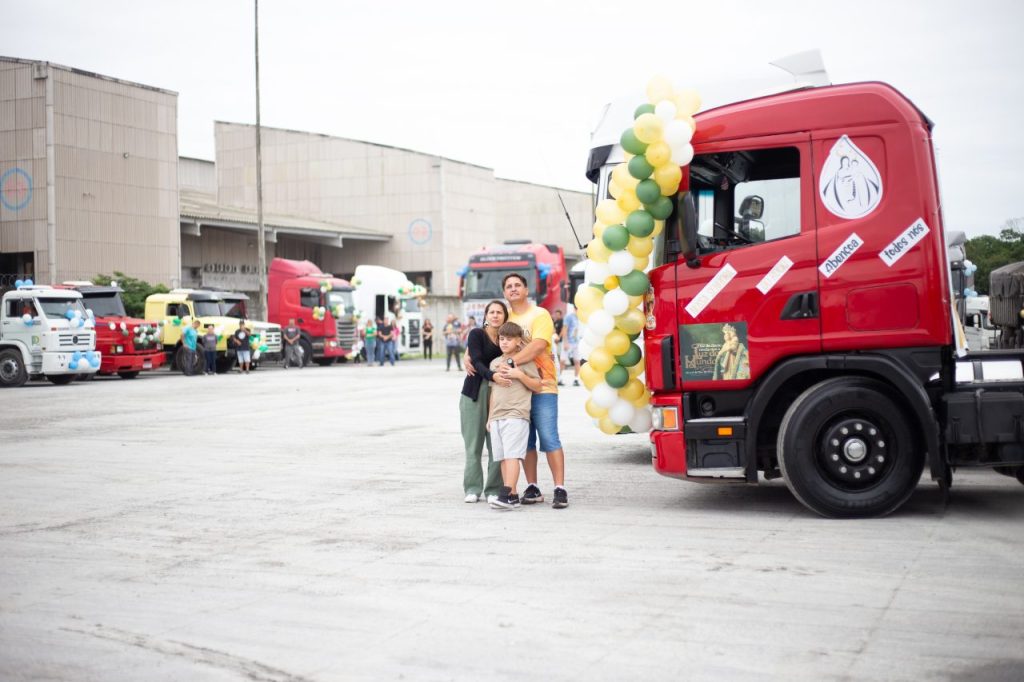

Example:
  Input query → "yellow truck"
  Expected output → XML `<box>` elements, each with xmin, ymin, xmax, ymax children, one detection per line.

<box><xmin>145</xmin><ymin>290</ymin><xmax>282</xmax><ymax>373</ymax></box>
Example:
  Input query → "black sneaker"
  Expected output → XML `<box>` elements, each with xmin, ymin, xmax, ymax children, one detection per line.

<box><xmin>521</xmin><ymin>484</ymin><xmax>543</xmax><ymax>504</ymax></box>
<box><xmin>552</xmin><ymin>488</ymin><xmax>568</xmax><ymax>509</ymax></box>
<box><xmin>490</xmin><ymin>486</ymin><xmax>519</xmax><ymax>510</ymax></box>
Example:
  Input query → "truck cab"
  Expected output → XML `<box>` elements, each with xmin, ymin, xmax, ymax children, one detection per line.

<box><xmin>351</xmin><ymin>264</ymin><xmax>425</xmax><ymax>355</ymax></box>
<box><xmin>267</xmin><ymin>258</ymin><xmax>357</xmax><ymax>365</ymax></box>
<box><xmin>145</xmin><ymin>290</ymin><xmax>241</xmax><ymax>373</ymax></box>
<box><xmin>0</xmin><ymin>285</ymin><xmax>100</xmax><ymax>387</ymax></box>
<box><xmin>206</xmin><ymin>290</ymin><xmax>283</xmax><ymax>364</ymax></box>
<box><xmin>457</xmin><ymin>241</ymin><xmax>567</xmax><ymax>323</ymax></box>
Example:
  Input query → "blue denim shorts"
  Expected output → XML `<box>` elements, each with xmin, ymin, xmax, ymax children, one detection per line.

<box><xmin>527</xmin><ymin>393</ymin><xmax>562</xmax><ymax>453</ymax></box>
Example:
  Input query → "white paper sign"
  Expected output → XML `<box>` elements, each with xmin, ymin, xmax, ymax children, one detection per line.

<box><xmin>756</xmin><ymin>256</ymin><xmax>794</xmax><ymax>294</ymax></box>
<box><xmin>879</xmin><ymin>218</ymin><xmax>930</xmax><ymax>267</ymax></box>
<box><xmin>819</xmin><ymin>233</ymin><xmax>864</xmax><ymax>279</ymax></box>
<box><xmin>685</xmin><ymin>264</ymin><xmax>737</xmax><ymax>318</ymax></box>
<box><xmin>820</xmin><ymin>135</ymin><xmax>883</xmax><ymax>219</ymax></box>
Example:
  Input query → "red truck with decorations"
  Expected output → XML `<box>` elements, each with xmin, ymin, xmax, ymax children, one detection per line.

<box><xmin>61</xmin><ymin>282</ymin><xmax>165</xmax><ymax>378</ymax></box>
<box><xmin>636</xmin><ymin>82</ymin><xmax>1024</xmax><ymax>517</ymax></box>
<box><xmin>267</xmin><ymin>257</ymin><xmax>357</xmax><ymax>365</ymax></box>
<box><xmin>457</xmin><ymin>241</ymin><xmax>567</xmax><ymax>323</ymax></box>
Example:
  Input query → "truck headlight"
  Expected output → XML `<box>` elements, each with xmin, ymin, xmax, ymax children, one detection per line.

<box><xmin>651</xmin><ymin>406</ymin><xmax>679</xmax><ymax>431</ymax></box>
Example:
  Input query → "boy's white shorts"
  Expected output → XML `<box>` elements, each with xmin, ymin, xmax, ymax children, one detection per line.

<box><xmin>489</xmin><ymin>418</ymin><xmax>529</xmax><ymax>461</ymax></box>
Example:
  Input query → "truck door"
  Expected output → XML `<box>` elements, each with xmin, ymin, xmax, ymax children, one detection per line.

<box><xmin>671</xmin><ymin>134</ymin><xmax>820</xmax><ymax>390</ymax></box>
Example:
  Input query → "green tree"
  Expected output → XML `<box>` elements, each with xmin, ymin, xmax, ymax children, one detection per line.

<box><xmin>965</xmin><ymin>219</ymin><xmax>1024</xmax><ymax>295</ymax></box>
<box><xmin>94</xmin><ymin>272</ymin><xmax>169</xmax><ymax>317</ymax></box>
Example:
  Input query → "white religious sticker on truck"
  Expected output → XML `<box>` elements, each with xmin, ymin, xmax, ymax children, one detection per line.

<box><xmin>819</xmin><ymin>233</ymin><xmax>864</xmax><ymax>279</ymax></box>
<box><xmin>756</xmin><ymin>256</ymin><xmax>794</xmax><ymax>294</ymax></box>
<box><xmin>879</xmin><ymin>218</ymin><xmax>930</xmax><ymax>267</ymax></box>
<box><xmin>819</xmin><ymin>135</ymin><xmax>883</xmax><ymax>219</ymax></box>
<box><xmin>685</xmin><ymin>264</ymin><xmax>737</xmax><ymax>318</ymax></box>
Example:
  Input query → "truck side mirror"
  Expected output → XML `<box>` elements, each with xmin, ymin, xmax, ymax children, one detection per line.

<box><xmin>680</xmin><ymin>191</ymin><xmax>700</xmax><ymax>268</ymax></box>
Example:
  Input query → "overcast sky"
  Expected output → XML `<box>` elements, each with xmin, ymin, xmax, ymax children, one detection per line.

<box><xmin>2</xmin><ymin>0</ymin><xmax>1022</xmax><ymax>237</ymax></box>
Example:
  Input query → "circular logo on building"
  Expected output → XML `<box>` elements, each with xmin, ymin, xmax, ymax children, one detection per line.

<box><xmin>408</xmin><ymin>218</ymin><xmax>432</xmax><ymax>245</ymax></box>
<box><xmin>1</xmin><ymin>168</ymin><xmax>33</xmax><ymax>211</ymax></box>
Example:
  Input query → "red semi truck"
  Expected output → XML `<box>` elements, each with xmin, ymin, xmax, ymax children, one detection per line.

<box><xmin>267</xmin><ymin>257</ymin><xmax>358</xmax><ymax>365</ymax></box>
<box><xmin>458</xmin><ymin>241</ymin><xmax>568</xmax><ymax>323</ymax></box>
<box><xmin>630</xmin><ymin>82</ymin><xmax>1024</xmax><ymax>517</ymax></box>
<box><xmin>62</xmin><ymin>282</ymin><xmax>165</xmax><ymax>378</ymax></box>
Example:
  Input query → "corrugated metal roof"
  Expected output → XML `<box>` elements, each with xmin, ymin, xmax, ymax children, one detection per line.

<box><xmin>179</xmin><ymin>189</ymin><xmax>391</xmax><ymax>242</ymax></box>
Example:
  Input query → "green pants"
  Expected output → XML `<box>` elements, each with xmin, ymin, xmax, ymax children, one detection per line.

<box><xmin>460</xmin><ymin>382</ymin><xmax>502</xmax><ymax>497</ymax></box>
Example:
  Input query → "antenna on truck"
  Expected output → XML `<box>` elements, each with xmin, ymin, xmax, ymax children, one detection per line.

<box><xmin>557</xmin><ymin>192</ymin><xmax>585</xmax><ymax>251</ymax></box>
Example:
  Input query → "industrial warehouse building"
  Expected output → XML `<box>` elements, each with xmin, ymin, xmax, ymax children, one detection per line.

<box><xmin>0</xmin><ymin>56</ymin><xmax>593</xmax><ymax>304</ymax></box>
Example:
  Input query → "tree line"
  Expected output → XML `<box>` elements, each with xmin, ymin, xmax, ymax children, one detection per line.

<box><xmin>965</xmin><ymin>218</ymin><xmax>1024</xmax><ymax>295</ymax></box>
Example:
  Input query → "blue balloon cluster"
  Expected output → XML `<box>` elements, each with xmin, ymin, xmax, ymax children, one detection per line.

<box><xmin>70</xmin><ymin>350</ymin><xmax>82</xmax><ymax>370</ymax></box>
<box><xmin>14</xmin><ymin>279</ymin><xmax>34</xmax><ymax>289</ymax></box>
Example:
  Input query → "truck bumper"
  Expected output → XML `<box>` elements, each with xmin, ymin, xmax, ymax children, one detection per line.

<box><xmin>98</xmin><ymin>351</ymin><xmax>166</xmax><ymax>375</ymax></box>
<box><xmin>651</xmin><ymin>429</ymin><xmax>687</xmax><ymax>479</ymax></box>
<box><xmin>41</xmin><ymin>352</ymin><xmax>101</xmax><ymax>375</ymax></box>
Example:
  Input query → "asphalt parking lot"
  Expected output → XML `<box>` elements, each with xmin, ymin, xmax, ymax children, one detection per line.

<box><xmin>2</xmin><ymin>359</ymin><xmax>1023</xmax><ymax>681</ymax></box>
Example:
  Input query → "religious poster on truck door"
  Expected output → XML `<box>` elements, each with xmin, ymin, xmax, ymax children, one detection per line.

<box><xmin>681</xmin><ymin>321</ymin><xmax>750</xmax><ymax>381</ymax></box>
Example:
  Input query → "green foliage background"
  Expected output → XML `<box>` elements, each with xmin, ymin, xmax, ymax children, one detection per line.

<box><xmin>965</xmin><ymin>220</ymin><xmax>1024</xmax><ymax>295</ymax></box>
<box><xmin>94</xmin><ymin>271</ymin><xmax>168</xmax><ymax>317</ymax></box>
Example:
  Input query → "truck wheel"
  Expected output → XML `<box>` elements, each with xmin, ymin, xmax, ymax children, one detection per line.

<box><xmin>174</xmin><ymin>347</ymin><xmax>202</xmax><ymax>375</ymax></box>
<box><xmin>299</xmin><ymin>339</ymin><xmax>314</xmax><ymax>367</ymax></box>
<box><xmin>315</xmin><ymin>357</ymin><xmax>335</xmax><ymax>366</ymax></box>
<box><xmin>118</xmin><ymin>371</ymin><xmax>140</xmax><ymax>379</ymax></box>
<box><xmin>777</xmin><ymin>377</ymin><xmax>923</xmax><ymax>518</ymax></box>
<box><xmin>47</xmin><ymin>374</ymin><xmax>76</xmax><ymax>385</ymax></box>
<box><xmin>0</xmin><ymin>349</ymin><xmax>28</xmax><ymax>388</ymax></box>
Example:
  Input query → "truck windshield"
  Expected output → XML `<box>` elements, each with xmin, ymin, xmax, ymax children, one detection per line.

<box><xmin>37</xmin><ymin>298</ymin><xmax>87</xmax><ymax>319</ymax></box>
<box><xmin>402</xmin><ymin>297</ymin><xmax>420</xmax><ymax>313</ymax></box>
<box><xmin>465</xmin><ymin>269</ymin><xmax>536</xmax><ymax>299</ymax></box>
<box><xmin>192</xmin><ymin>301</ymin><xmax>222</xmax><ymax>317</ymax></box>
<box><xmin>326</xmin><ymin>290</ymin><xmax>354</xmax><ymax>313</ymax></box>
<box><xmin>220</xmin><ymin>300</ymin><xmax>248</xmax><ymax>318</ymax></box>
<box><xmin>82</xmin><ymin>293</ymin><xmax>126</xmax><ymax>318</ymax></box>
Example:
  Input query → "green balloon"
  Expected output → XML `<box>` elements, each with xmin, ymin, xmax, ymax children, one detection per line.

<box><xmin>628</xmin><ymin>331</ymin><xmax>642</xmax><ymax>342</ymax></box>
<box><xmin>626</xmin><ymin>210</ymin><xmax>655</xmax><ymax>238</ymax></box>
<box><xmin>616</xmin><ymin>343</ymin><xmax>643</xmax><ymax>367</ymax></box>
<box><xmin>646</xmin><ymin>195</ymin><xmax>674</xmax><ymax>220</ymax></box>
<box><xmin>633</xmin><ymin>103</ymin><xmax>655</xmax><ymax>119</ymax></box>
<box><xmin>628</xmin><ymin>155</ymin><xmax>654</xmax><ymax>181</ymax></box>
<box><xmin>635</xmin><ymin>179</ymin><xmax>661</xmax><ymax>205</ymax></box>
<box><xmin>605</xmin><ymin>364</ymin><xmax>629</xmax><ymax>388</ymax></box>
<box><xmin>619</xmin><ymin>269</ymin><xmax>651</xmax><ymax>297</ymax></box>
<box><xmin>602</xmin><ymin>225</ymin><xmax>630</xmax><ymax>252</ymax></box>
<box><xmin>589</xmin><ymin>283</ymin><xmax>607</xmax><ymax>293</ymax></box>
<box><xmin>620</xmin><ymin>129</ymin><xmax>648</xmax><ymax>156</ymax></box>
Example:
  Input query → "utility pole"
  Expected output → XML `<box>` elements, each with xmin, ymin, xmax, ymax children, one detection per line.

<box><xmin>254</xmin><ymin>0</ymin><xmax>267</xmax><ymax>318</ymax></box>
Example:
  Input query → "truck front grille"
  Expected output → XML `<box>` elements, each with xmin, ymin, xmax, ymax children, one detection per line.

<box><xmin>336</xmin><ymin>319</ymin><xmax>357</xmax><ymax>349</ymax></box>
<box><xmin>57</xmin><ymin>332</ymin><xmax>94</xmax><ymax>348</ymax></box>
<box><xmin>263</xmin><ymin>329</ymin><xmax>282</xmax><ymax>352</ymax></box>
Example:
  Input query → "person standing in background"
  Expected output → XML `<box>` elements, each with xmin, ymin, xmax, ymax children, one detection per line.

<box><xmin>283</xmin><ymin>318</ymin><xmax>302</xmax><ymax>369</ymax></box>
<box><xmin>201</xmin><ymin>324</ymin><xmax>218</xmax><ymax>376</ymax></box>
<box><xmin>363</xmin><ymin>317</ymin><xmax>377</xmax><ymax>367</ymax></box>
<box><xmin>443</xmin><ymin>313</ymin><xmax>462</xmax><ymax>372</ymax></box>
<box><xmin>422</xmin><ymin>319</ymin><xmax>434</xmax><ymax>360</ymax></box>
<box><xmin>181</xmin><ymin>319</ymin><xmax>200</xmax><ymax>376</ymax></box>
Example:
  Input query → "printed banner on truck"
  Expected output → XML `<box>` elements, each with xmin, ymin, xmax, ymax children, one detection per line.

<box><xmin>681</xmin><ymin>321</ymin><xmax>750</xmax><ymax>381</ymax></box>
<box><xmin>819</xmin><ymin>135</ymin><xmax>883</xmax><ymax>219</ymax></box>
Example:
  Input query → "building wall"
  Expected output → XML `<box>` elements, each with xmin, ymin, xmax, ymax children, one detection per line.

<box><xmin>495</xmin><ymin>178</ymin><xmax>593</xmax><ymax>268</ymax></box>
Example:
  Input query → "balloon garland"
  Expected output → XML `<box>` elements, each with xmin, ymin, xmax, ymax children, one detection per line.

<box><xmin>576</xmin><ymin>76</ymin><xmax>699</xmax><ymax>435</ymax></box>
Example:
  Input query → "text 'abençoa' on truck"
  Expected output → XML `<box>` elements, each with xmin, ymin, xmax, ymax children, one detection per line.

<box><xmin>1</xmin><ymin>282</ymin><xmax>101</xmax><ymax>387</ymax></box>
<box><xmin>590</xmin><ymin>63</ymin><xmax>1024</xmax><ymax>517</ymax></box>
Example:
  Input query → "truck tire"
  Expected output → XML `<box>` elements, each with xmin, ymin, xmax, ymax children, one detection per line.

<box><xmin>118</xmin><ymin>371</ymin><xmax>140</xmax><ymax>379</ymax></box>
<box><xmin>299</xmin><ymin>339</ymin><xmax>314</xmax><ymax>367</ymax></box>
<box><xmin>47</xmin><ymin>374</ymin><xmax>76</xmax><ymax>385</ymax></box>
<box><xmin>174</xmin><ymin>346</ymin><xmax>202</xmax><ymax>375</ymax></box>
<box><xmin>315</xmin><ymin>357</ymin><xmax>335</xmax><ymax>366</ymax></box>
<box><xmin>777</xmin><ymin>376</ymin><xmax>923</xmax><ymax>518</ymax></box>
<box><xmin>0</xmin><ymin>348</ymin><xmax>28</xmax><ymax>388</ymax></box>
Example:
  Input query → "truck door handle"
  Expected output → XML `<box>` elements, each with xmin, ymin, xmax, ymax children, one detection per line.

<box><xmin>781</xmin><ymin>292</ymin><xmax>819</xmax><ymax>320</ymax></box>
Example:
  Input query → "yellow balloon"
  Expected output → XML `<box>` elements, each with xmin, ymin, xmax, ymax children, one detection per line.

<box><xmin>615</xmin><ymin>308</ymin><xmax>646</xmax><ymax>335</ymax></box>
<box><xmin>603</xmin><ymin>275</ymin><xmax>619</xmax><ymax>290</ymax></box>
<box><xmin>580</xmin><ymin>362</ymin><xmax>601</xmax><ymax>390</ymax></box>
<box><xmin>628</xmin><ymin>294</ymin><xmax>645</xmax><ymax>309</ymax></box>
<box><xmin>575</xmin><ymin>285</ymin><xmax>604</xmax><ymax>320</ymax></box>
<box><xmin>587</xmin><ymin>238</ymin><xmax>612</xmax><ymax>263</ymax></box>
<box><xmin>653</xmin><ymin>164</ymin><xmax>682</xmax><ymax>195</ymax></box>
<box><xmin>612</xmin><ymin>163</ymin><xmax>639</xmax><ymax>190</ymax></box>
<box><xmin>595</xmin><ymin>199</ymin><xmax>626</xmax><ymax>226</ymax></box>
<box><xmin>633</xmin><ymin>388</ymin><xmax>652</xmax><ymax>407</ymax></box>
<box><xmin>634</xmin><ymin>255</ymin><xmax>649</xmax><ymax>270</ymax></box>
<box><xmin>633</xmin><ymin>113</ymin><xmax>664</xmax><ymax>145</ymax></box>
<box><xmin>593</xmin><ymin>222</ymin><xmax>606</xmax><ymax>239</ymax></box>
<box><xmin>620</xmin><ymin>377</ymin><xmax>645</xmax><ymax>402</ymax></box>
<box><xmin>608</xmin><ymin>179</ymin><xmax>623</xmax><ymax>200</ymax></box>
<box><xmin>585</xmin><ymin>398</ymin><xmax>608</xmax><ymax>419</ymax></box>
<box><xmin>651</xmin><ymin>220</ymin><xmax>665</xmax><ymax>237</ymax></box>
<box><xmin>628</xmin><ymin>359</ymin><xmax>646</xmax><ymax>378</ymax></box>
<box><xmin>645</xmin><ymin>141</ymin><xmax>671</xmax><ymax>168</ymax></box>
<box><xmin>646</xmin><ymin>75</ymin><xmax>675</xmax><ymax>105</ymax></box>
<box><xmin>598</xmin><ymin>415</ymin><xmax>622</xmax><ymax>435</ymax></box>
<box><xmin>674</xmin><ymin>89</ymin><xmax>702</xmax><ymax>116</ymax></box>
<box><xmin>627</xmin><ymin>236</ymin><xmax>654</xmax><ymax>258</ymax></box>
<box><xmin>605</xmin><ymin>329</ymin><xmax>630</xmax><ymax>356</ymax></box>
<box><xmin>589</xmin><ymin>347</ymin><xmax>615</xmax><ymax>373</ymax></box>
<box><xmin>616</xmin><ymin>189</ymin><xmax>641</xmax><ymax>213</ymax></box>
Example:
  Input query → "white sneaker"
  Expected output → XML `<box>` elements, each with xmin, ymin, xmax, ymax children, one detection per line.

<box><xmin>486</xmin><ymin>494</ymin><xmax>498</xmax><ymax>505</ymax></box>
<box><xmin>464</xmin><ymin>493</ymin><xmax>479</xmax><ymax>503</ymax></box>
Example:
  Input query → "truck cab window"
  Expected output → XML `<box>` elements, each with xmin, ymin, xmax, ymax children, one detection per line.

<box><xmin>688</xmin><ymin>146</ymin><xmax>801</xmax><ymax>255</ymax></box>
<box><xmin>299</xmin><ymin>288</ymin><xmax>319</xmax><ymax>308</ymax></box>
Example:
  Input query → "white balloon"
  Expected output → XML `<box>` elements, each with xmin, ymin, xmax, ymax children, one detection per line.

<box><xmin>671</xmin><ymin>143</ymin><xmax>695</xmax><ymax>167</ymax></box>
<box><xmin>584</xmin><ymin>259</ymin><xmax>611</xmax><ymax>284</ymax></box>
<box><xmin>663</xmin><ymin>119</ymin><xmax>693</xmax><ymax>148</ymax></box>
<box><xmin>654</xmin><ymin>100</ymin><xmax>677</xmax><ymax>124</ymax></box>
<box><xmin>108</xmin><ymin>322</ymin><xmax>116</xmax><ymax>331</ymax></box>
<box><xmin>609</xmin><ymin>250</ymin><xmax>635</xmax><ymax>276</ymax></box>
<box><xmin>592</xmin><ymin>382</ymin><xmax>618</xmax><ymax>408</ymax></box>
<box><xmin>578</xmin><ymin>339</ymin><xmax>594</xmax><ymax>359</ymax></box>
<box><xmin>629</xmin><ymin>408</ymin><xmax>653</xmax><ymax>433</ymax></box>
<box><xmin>73</xmin><ymin>309</ymin><xmax>83</xmax><ymax>318</ymax></box>
<box><xmin>609</xmin><ymin>398</ymin><xmax>636</xmax><ymax>426</ymax></box>
<box><xmin>588</xmin><ymin>309</ymin><xmax>615</xmax><ymax>337</ymax></box>
<box><xmin>603</xmin><ymin>288</ymin><xmax>629</xmax><ymax>316</ymax></box>
<box><xmin>583</xmin><ymin>328</ymin><xmax>606</xmax><ymax>348</ymax></box>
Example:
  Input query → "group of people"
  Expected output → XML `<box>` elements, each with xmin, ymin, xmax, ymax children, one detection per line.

<box><xmin>358</xmin><ymin>316</ymin><xmax>399</xmax><ymax>366</ymax></box>
<box><xmin>180</xmin><ymin>318</ymin><xmax>258</xmax><ymax>375</ymax></box>
<box><xmin>458</xmin><ymin>273</ymin><xmax>569</xmax><ymax>510</ymax></box>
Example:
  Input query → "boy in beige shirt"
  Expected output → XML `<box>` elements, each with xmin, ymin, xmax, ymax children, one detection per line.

<box><xmin>487</xmin><ymin>321</ymin><xmax>542</xmax><ymax>510</ymax></box>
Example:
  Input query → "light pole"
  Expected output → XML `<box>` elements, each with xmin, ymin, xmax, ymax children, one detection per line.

<box><xmin>254</xmin><ymin>0</ymin><xmax>267</xmax><ymax>318</ymax></box>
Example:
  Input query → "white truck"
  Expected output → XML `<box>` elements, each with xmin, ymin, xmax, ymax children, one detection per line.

<box><xmin>351</xmin><ymin>265</ymin><xmax>425</xmax><ymax>355</ymax></box>
<box><xmin>0</xmin><ymin>285</ymin><xmax>101</xmax><ymax>387</ymax></box>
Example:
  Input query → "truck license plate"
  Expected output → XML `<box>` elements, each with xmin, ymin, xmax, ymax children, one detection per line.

<box><xmin>143</xmin><ymin>360</ymin><xmax>152</xmax><ymax>369</ymax></box>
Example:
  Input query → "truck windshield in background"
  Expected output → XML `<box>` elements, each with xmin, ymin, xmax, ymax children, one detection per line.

<box><xmin>38</xmin><ymin>298</ymin><xmax>86</xmax><ymax>318</ymax></box>
<box><xmin>464</xmin><ymin>269</ymin><xmax>536</xmax><ymax>299</ymax></box>
<box><xmin>221</xmin><ymin>300</ymin><xmax>247</xmax><ymax>318</ymax></box>
<box><xmin>325</xmin><ymin>290</ymin><xmax>354</xmax><ymax>313</ymax></box>
<box><xmin>81</xmin><ymin>293</ymin><xmax>126</xmax><ymax>317</ymax></box>
<box><xmin>192</xmin><ymin>301</ymin><xmax>222</xmax><ymax>317</ymax></box>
